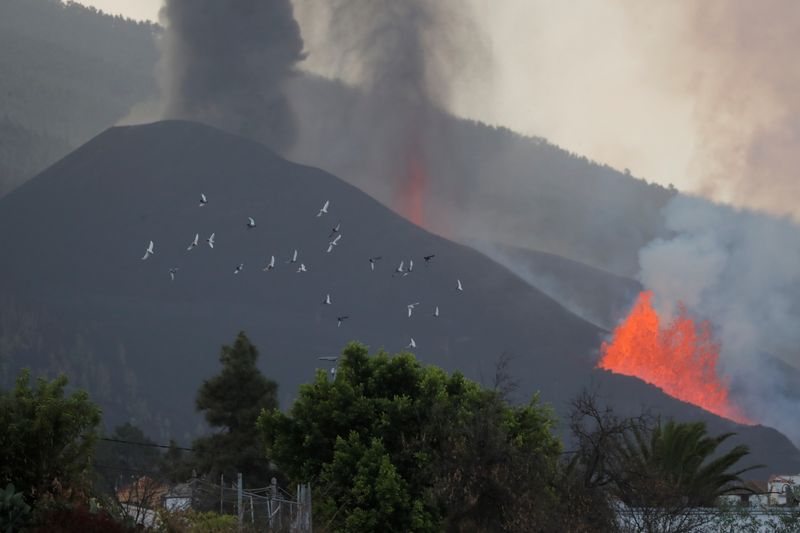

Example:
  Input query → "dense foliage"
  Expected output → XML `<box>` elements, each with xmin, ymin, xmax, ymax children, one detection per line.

<box><xmin>192</xmin><ymin>332</ymin><xmax>280</xmax><ymax>488</ymax></box>
<box><xmin>0</xmin><ymin>369</ymin><xmax>101</xmax><ymax>504</ymax></box>
<box><xmin>618</xmin><ymin>419</ymin><xmax>759</xmax><ymax>507</ymax></box>
<box><xmin>259</xmin><ymin>342</ymin><xmax>563</xmax><ymax>532</ymax></box>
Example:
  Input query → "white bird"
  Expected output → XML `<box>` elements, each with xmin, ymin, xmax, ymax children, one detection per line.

<box><xmin>323</xmin><ymin>293</ymin><xmax>332</xmax><ymax>305</ymax></box>
<box><xmin>403</xmin><ymin>259</ymin><xmax>414</xmax><ymax>277</ymax></box>
<box><xmin>199</xmin><ymin>193</ymin><xmax>207</xmax><ymax>207</ymax></box>
<box><xmin>169</xmin><ymin>268</ymin><xmax>178</xmax><ymax>281</ymax></box>
<box><xmin>457</xmin><ymin>279</ymin><xmax>463</xmax><ymax>292</ymax></box>
<box><xmin>246</xmin><ymin>217</ymin><xmax>256</xmax><ymax>229</ymax></box>
<box><xmin>187</xmin><ymin>233</ymin><xmax>199</xmax><ymax>251</ymax></box>
<box><xmin>234</xmin><ymin>263</ymin><xmax>244</xmax><ymax>274</ymax></box>
<box><xmin>317</xmin><ymin>200</ymin><xmax>330</xmax><ymax>217</ymax></box>
<box><xmin>287</xmin><ymin>249</ymin><xmax>298</xmax><ymax>263</ymax></box>
<box><xmin>327</xmin><ymin>234</ymin><xmax>342</xmax><ymax>253</ymax></box>
<box><xmin>369</xmin><ymin>256</ymin><xmax>382</xmax><ymax>271</ymax></box>
<box><xmin>407</xmin><ymin>302</ymin><xmax>420</xmax><ymax>318</ymax></box>
<box><xmin>141</xmin><ymin>240</ymin><xmax>154</xmax><ymax>260</ymax></box>
<box><xmin>329</xmin><ymin>222</ymin><xmax>341</xmax><ymax>238</ymax></box>
<box><xmin>434</xmin><ymin>305</ymin><xmax>440</xmax><ymax>318</ymax></box>
<box><xmin>406</xmin><ymin>338</ymin><xmax>416</xmax><ymax>349</ymax></box>
<box><xmin>297</xmin><ymin>263</ymin><xmax>307</xmax><ymax>273</ymax></box>
<box><xmin>394</xmin><ymin>260</ymin><xmax>405</xmax><ymax>276</ymax></box>
<box><xmin>263</xmin><ymin>255</ymin><xmax>275</xmax><ymax>271</ymax></box>
<box><xmin>337</xmin><ymin>315</ymin><xmax>349</xmax><ymax>327</ymax></box>
<box><xmin>207</xmin><ymin>233</ymin><xmax>215</xmax><ymax>248</ymax></box>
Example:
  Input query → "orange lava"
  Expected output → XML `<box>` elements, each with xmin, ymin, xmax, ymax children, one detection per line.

<box><xmin>398</xmin><ymin>152</ymin><xmax>426</xmax><ymax>227</ymax></box>
<box><xmin>598</xmin><ymin>291</ymin><xmax>751</xmax><ymax>424</ymax></box>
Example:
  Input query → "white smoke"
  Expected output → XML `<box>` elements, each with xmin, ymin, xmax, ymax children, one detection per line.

<box><xmin>638</xmin><ymin>194</ymin><xmax>800</xmax><ymax>442</ymax></box>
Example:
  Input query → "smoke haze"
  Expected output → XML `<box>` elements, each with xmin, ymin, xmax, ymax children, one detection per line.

<box><xmin>156</xmin><ymin>0</ymin><xmax>305</xmax><ymax>152</ymax></box>
<box><xmin>638</xmin><ymin>194</ymin><xmax>800</xmax><ymax>443</ymax></box>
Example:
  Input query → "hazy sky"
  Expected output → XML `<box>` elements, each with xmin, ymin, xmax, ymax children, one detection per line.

<box><xmin>74</xmin><ymin>1</ymin><xmax>800</xmax><ymax>217</ymax></box>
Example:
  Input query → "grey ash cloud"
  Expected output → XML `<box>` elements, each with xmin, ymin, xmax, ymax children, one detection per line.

<box><xmin>156</xmin><ymin>0</ymin><xmax>305</xmax><ymax>152</ymax></box>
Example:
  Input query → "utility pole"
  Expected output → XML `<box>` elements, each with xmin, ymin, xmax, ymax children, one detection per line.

<box><xmin>220</xmin><ymin>474</ymin><xmax>224</xmax><ymax>515</ymax></box>
<box><xmin>237</xmin><ymin>472</ymin><xmax>243</xmax><ymax>531</ymax></box>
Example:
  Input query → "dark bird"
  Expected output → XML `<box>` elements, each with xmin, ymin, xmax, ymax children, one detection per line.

<box><xmin>337</xmin><ymin>315</ymin><xmax>349</xmax><ymax>328</ymax></box>
<box><xmin>424</xmin><ymin>254</ymin><xmax>436</xmax><ymax>264</ymax></box>
<box><xmin>234</xmin><ymin>263</ymin><xmax>244</xmax><ymax>274</ymax></box>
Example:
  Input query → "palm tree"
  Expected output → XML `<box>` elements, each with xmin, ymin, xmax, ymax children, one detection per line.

<box><xmin>617</xmin><ymin>420</ymin><xmax>761</xmax><ymax>507</ymax></box>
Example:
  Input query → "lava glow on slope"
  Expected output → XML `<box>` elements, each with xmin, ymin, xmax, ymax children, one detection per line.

<box><xmin>398</xmin><ymin>152</ymin><xmax>426</xmax><ymax>227</ymax></box>
<box><xmin>598</xmin><ymin>291</ymin><xmax>751</xmax><ymax>424</ymax></box>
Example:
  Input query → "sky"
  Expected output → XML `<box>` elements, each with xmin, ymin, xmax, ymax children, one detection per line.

<box><xmin>73</xmin><ymin>1</ymin><xmax>800</xmax><ymax>218</ymax></box>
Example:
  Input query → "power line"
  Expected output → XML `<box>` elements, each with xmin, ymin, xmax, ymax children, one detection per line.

<box><xmin>99</xmin><ymin>436</ymin><xmax>194</xmax><ymax>451</ymax></box>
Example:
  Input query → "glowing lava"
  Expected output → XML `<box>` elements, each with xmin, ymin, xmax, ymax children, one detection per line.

<box><xmin>398</xmin><ymin>152</ymin><xmax>426</xmax><ymax>227</ymax></box>
<box><xmin>598</xmin><ymin>291</ymin><xmax>751</xmax><ymax>424</ymax></box>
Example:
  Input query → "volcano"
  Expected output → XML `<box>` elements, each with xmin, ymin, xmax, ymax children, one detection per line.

<box><xmin>0</xmin><ymin>121</ymin><xmax>796</xmax><ymax>475</ymax></box>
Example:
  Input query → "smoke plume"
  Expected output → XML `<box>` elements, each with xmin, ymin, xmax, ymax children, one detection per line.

<box><xmin>622</xmin><ymin>0</ymin><xmax>800</xmax><ymax>220</ymax></box>
<box><xmin>156</xmin><ymin>0</ymin><xmax>305</xmax><ymax>152</ymax></box>
<box><xmin>638</xmin><ymin>194</ymin><xmax>800</xmax><ymax>443</ymax></box>
<box><xmin>289</xmin><ymin>0</ymin><xmax>487</xmax><ymax>229</ymax></box>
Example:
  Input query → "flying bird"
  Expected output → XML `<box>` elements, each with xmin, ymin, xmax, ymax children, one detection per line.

<box><xmin>327</xmin><ymin>234</ymin><xmax>342</xmax><ymax>253</ymax></box>
<box><xmin>393</xmin><ymin>260</ymin><xmax>405</xmax><ymax>276</ymax></box>
<box><xmin>207</xmin><ymin>233</ymin><xmax>215</xmax><ymax>248</ymax></box>
<box><xmin>263</xmin><ymin>255</ymin><xmax>275</xmax><ymax>271</ymax></box>
<box><xmin>169</xmin><ymin>268</ymin><xmax>178</xmax><ymax>281</ymax></box>
<box><xmin>246</xmin><ymin>217</ymin><xmax>256</xmax><ymax>229</ymax></box>
<box><xmin>434</xmin><ymin>306</ymin><xmax>440</xmax><ymax>318</ymax></box>
<box><xmin>407</xmin><ymin>302</ymin><xmax>420</xmax><ymax>318</ymax></box>
<box><xmin>403</xmin><ymin>259</ymin><xmax>414</xmax><ymax>276</ymax></box>
<box><xmin>297</xmin><ymin>263</ymin><xmax>307</xmax><ymax>273</ymax></box>
<box><xmin>424</xmin><ymin>254</ymin><xmax>436</xmax><ymax>264</ymax></box>
<box><xmin>199</xmin><ymin>193</ymin><xmax>207</xmax><ymax>207</ymax></box>
<box><xmin>141</xmin><ymin>240</ymin><xmax>154</xmax><ymax>260</ymax></box>
<box><xmin>234</xmin><ymin>263</ymin><xmax>244</xmax><ymax>274</ymax></box>
<box><xmin>329</xmin><ymin>222</ymin><xmax>341</xmax><ymax>238</ymax></box>
<box><xmin>457</xmin><ymin>279</ymin><xmax>463</xmax><ymax>292</ymax></box>
<box><xmin>369</xmin><ymin>256</ymin><xmax>382</xmax><ymax>271</ymax></box>
<box><xmin>287</xmin><ymin>249</ymin><xmax>298</xmax><ymax>263</ymax></box>
<box><xmin>187</xmin><ymin>233</ymin><xmax>199</xmax><ymax>251</ymax></box>
<box><xmin>406</xmin><ymin>338</ymin><xmax>416</xmax><ymax>349</ymax></box>
<box><xmin>337</xmin><ymin>315</ymin><xmax>349</xmax><ymax>328</ymax></box>
<box><xmin>317</xmin><ymin>200</ymin><xmax>330</xmax><ymax>217</ymax></box>
<box><xmin>323</xmin><ymin>293</ymin><xmax>332</xmax><ymax>305</ymax></box>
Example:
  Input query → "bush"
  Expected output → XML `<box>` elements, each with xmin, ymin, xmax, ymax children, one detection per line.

<box><xmin>0</xmin><ymin>483</ymin><xmax>31</xmax><ymax>533</ymax></box>
<box><xmin>156</xmin><ymin>509</ymin><xmax>238</xmax><ymax>533</ymax></box>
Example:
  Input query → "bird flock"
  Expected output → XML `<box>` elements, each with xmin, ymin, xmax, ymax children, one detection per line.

<box><xmin>141</xmin><ymin>193</ymin><xmax>465</xmax><ymax>352</ymax></box>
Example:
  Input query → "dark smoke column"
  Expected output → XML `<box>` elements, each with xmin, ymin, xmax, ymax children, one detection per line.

<box><xmin>157</xmin><ymin>0</ymin><xmax>305</xmax><ymax>152</ymax></box>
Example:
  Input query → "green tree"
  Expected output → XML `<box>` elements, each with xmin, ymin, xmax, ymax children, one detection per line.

<box><xmin>0</xmin><ymin>369</ymin><xmax>101</xmax><ymax>504</ymax></box>
<box><xmin>192</xmin><ymin>331</ymin><xmax>279</xmax><ymax>489</ymax></box>
<box><xmin>259</xmin><ymin>342</ymin><xmax>562</xmax><ymax>532</ymax></box>
<box><xmin>619</xmin><ymin>419</ymin><xmax>760</xmax><ymax>507</ymax></box>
